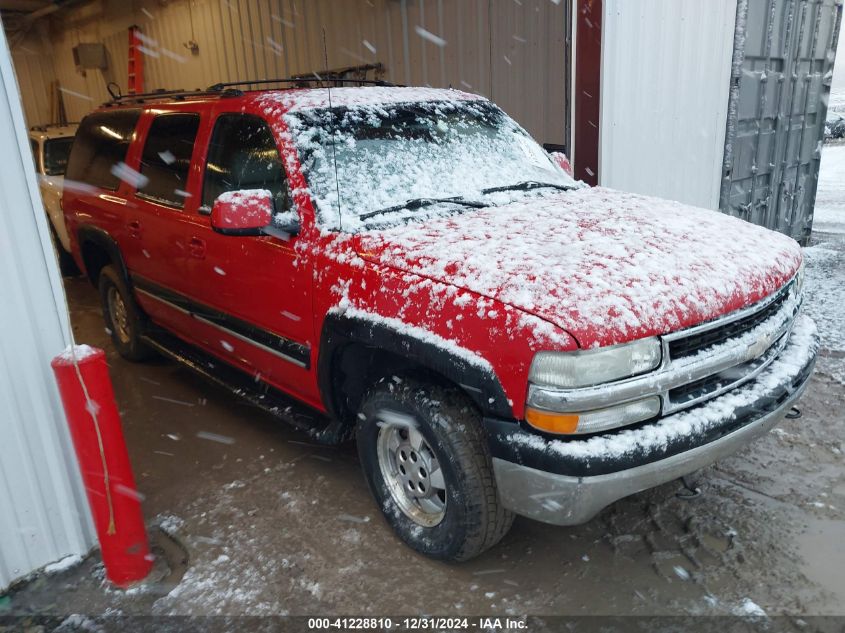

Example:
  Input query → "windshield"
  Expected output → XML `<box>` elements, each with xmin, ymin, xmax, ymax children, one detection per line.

<box><xmin>43</xmin><ymin>137</ymin><xmax>75</xmax><ymax>176</ymax></box>
<box><xmin>285</xmin><ymin>100</ymin><xmax>576</xmax><ymax>230</ymax></box>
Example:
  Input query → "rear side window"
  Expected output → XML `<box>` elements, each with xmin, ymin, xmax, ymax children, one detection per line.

<box><xmin>202</xmin><ymin>114</ymin><xmax>290</xmax><ymax>212</ymax></box>
<box><xmin>66</xmin><ymin>110</ymin><xmax>140</xmax><ymax>190</ymax></box>
<box><xmin>137</xmin><ymin>113</ymin><xmax>200</xmax><ymax>208</ymax></box>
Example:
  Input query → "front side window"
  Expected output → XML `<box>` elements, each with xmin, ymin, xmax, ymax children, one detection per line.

<box><xmin>285</xmin><ymin>100</ymin><xmax>576</xmax><ymax>231</ymax></box>
<box><xmin>202</xmin><ymin>113</ymin><xmax>291</xmax><ymax>214</ymax></box>
<box><xmin>43</xmin><ymin>137</ymin><xmax>75</xmax><ymax>176</ymax></box>
<box><xmin>65</xmin><ymin>110</ymin><xmax>140</xmax><ymax>190</ymax></box>
<box><xmin>137</xmin><ymin>113</ymin><xmax>200</xmax><ymax>208</ymax></box>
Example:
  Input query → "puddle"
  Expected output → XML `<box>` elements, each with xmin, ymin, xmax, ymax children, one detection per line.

<box><xmin>795</xmin><ymin>517</ymin><xmax>845</xmax><ymax>613</ymax></box>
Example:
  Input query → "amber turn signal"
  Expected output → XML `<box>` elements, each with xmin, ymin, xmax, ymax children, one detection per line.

<box><xmin>525</xmin><ymin>407</ymin><xmax>579</xmax><ymax>434</ymax></box>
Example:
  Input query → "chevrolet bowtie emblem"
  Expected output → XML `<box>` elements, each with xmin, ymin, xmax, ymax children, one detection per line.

<box><xmin>747</xmin><ymin>335</ymin><xmax>772</xmax><ymax>359</ymax></box>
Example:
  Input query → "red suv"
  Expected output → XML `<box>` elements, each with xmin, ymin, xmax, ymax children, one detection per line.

<box><xmin>64</xmin><ymin>83</ymin><xmax>818</xmax><ymax>561</ymax></box>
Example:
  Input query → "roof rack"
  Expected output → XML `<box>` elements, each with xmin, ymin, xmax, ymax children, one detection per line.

<box><xmin>208</xmin><ymin>62</ymin><xmax>400</xmax><ymax>91</ymax></box>
<box><xmin>104</xmin><ymin>63</ymin><xmax>400</xmax><ymax>106</ymax></box>
<box><xmin>105</xmin><ymin>86</ymin><xmax>241</xmax><ymax>106</ymax></box>
<box><xmin>207</xmin><ymin>77</ymin><xmax>397</xmax><ymax>91</ymax></box>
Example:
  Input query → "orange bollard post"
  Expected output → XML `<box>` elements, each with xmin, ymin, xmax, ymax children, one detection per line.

<box><xmin>51</xmin><ymin>344</ymin><xmax>152</xmax><ymax>587</ymax></box>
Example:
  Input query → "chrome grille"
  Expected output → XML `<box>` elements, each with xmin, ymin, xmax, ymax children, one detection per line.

<box><xmin>660</xmin><ymin>279</ymin><xmax>799</xmax><ymax>414</ymax></box>
<box><xmin>668</xmin><ymin>289</ymin><xmax>791</xmax><ymax>360</ymax></box>
<box><xmin>667</xmin><ymin>332</ymin><xmax>788</xmax><ymax>407</ymax></box>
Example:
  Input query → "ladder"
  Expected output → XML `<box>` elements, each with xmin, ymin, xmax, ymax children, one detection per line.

<box><xmin>127</xmin><ymin>25</ymin><xmax>144</xmax><ymax>95</ymax></box>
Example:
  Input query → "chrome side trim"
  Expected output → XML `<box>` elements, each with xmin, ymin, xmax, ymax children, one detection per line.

<box><xmin>136</xmin><ymin>287</ymin><xmax>190</xmax><ymax>315</ymax></box>
<box><xmin>193</xmin><ymin>313</ymin><xmax>308</xmax><ymax>368</ymax></box>
<box><xmin>135</xmin><ymin>287</ymin><xmax>308</xmax><ymax>368</ymax></box>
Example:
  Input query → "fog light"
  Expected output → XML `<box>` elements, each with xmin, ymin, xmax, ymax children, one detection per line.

<box><xmin>525</xmin><ymin>396</ymin><xmax>661</xmax><ymax>435</ymax></box>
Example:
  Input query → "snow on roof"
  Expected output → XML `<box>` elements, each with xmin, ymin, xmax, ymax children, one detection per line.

<box><xmin>254</xmin><ymin>86</ymin><xmax>484</xmax><ymax>113</ymax></box>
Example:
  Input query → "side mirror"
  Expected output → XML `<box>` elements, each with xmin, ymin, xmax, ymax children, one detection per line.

<box><xmin>211</xmin><ymin>189</ymin><xmax>273</xmax><ymax>236</ymax></box>
<box><xmin>548</xmin><ymin>151</ymin><xmax>574</xmax><ymax>178</ymax></box>
<box><xmin>271</xmin><ymin>209</ymin><xmax>301</xmax><ymax>237</ymax></box>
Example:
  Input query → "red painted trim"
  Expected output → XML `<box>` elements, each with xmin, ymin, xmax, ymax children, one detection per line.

<box><xmin>574</xmin><ymin>0</ymin><xmax>602</xmax><ymax>186</ymax></box>
<box><xmin>128</xmin><ymin>26</ymin><xmax>144</xmax><ymax>95</ymax></box>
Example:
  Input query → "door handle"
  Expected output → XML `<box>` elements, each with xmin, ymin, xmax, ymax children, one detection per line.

<box><xmin>128</xmin><ymin>220</ymin><xmax>142</xmax><ymax>239</ymax></box>
<box><xmin>189</xmin><ymin>236</ymin><xmax>206</xmax><ymax>259</ymax></box>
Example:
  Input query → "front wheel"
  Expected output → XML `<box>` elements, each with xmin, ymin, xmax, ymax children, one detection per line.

<box><xmin>356</xmin><ymin>378</ymin><xmax>514</xmax><ymax>561</ymax></box>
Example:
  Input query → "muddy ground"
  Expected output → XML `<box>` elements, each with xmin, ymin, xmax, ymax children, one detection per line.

<box><xmin>4</xmin><ymin>223</ymin><xmax>845</xmax><ymax>623</ymax></box>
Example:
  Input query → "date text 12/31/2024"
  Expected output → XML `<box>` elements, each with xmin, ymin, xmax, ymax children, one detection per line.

<box><xmin>307</xmin><ymin>617</ymin><xmax>528</xmax><ymax>630</ymax></box>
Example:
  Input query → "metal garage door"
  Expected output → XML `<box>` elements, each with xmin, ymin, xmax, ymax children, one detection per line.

<box><xmin>720</xmin><ymin>0</ymin><xmax>841</xmax><ymax>243</ymax></box>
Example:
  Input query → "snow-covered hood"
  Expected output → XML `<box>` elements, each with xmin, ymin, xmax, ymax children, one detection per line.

<box><xmin>355</xmin><ymin>187</ymin><xmax>803</xmax><ymax>348</ymax></box>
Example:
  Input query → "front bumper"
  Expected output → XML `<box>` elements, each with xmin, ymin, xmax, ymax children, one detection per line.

<box><xmin>489</xmin><ymin>314</ymin><xmax>819</xmax><ymax>526</ymax></box>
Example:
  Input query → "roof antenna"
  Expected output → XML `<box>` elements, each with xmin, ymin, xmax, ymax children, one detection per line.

<box><xmin>323</xmin><ymin>28</ymin><xmax>343</xmax><ymax>231</ymax></box>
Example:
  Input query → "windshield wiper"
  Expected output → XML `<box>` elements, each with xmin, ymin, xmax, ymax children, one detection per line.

<box><xmin>359</xmin><ymin>196</ymin><xmax>487</xmax><ymax>222</ymax></box>
<box><xmin>481</xmin><ymin>181</ymin><xmax>575</xmax><ymax>195</ymax></box>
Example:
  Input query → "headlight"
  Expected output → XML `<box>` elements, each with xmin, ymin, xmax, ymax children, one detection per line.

<box><xmin>529</xmin><ymin>337</ymin><xmax>662</xmax><ymax>389</ymax></box>
<box><xmin>794</xmin><ymin>260</ymin><xmax>805</xmax><ymax>296</ymax></box>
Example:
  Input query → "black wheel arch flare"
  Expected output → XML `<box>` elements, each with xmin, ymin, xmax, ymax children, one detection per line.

<box><xmin>317</xmin><ymin>313</ymin><xmax>515</xmax><ymax>426</ymax></box>
<box><xmin>77</xmin><ymin>225</ymin><xmax>130</xmax><ymax>287</ymax></box>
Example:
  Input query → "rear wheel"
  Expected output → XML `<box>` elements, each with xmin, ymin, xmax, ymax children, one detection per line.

<box><xmin>49</xmin><ymin>223</ymin><xmax>79</xmax><ymax>276</ymax></box>
<box><xmin>98</xmin><ymin>265</ymin><xmax>154</xmax><ymax>361</ymax></box>
<box><xmin>356</xmin><ymin>378</ymin><xmax>514</xmax><ymax>561</ymax></box>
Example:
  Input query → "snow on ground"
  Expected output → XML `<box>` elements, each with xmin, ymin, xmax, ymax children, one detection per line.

<box><xmin>734</xmin><ymin>598</ymin><xmax>768</xmax><ymax>618</ymax></box>
<box><xmin>803</xmin><ymin>242</ymin><xmax>845</xmax><ymax>372</ymax></box>
<box><xmin>826</xmin><ymin>91</ymin><xmax>845</xmax><ymax>113</ymax></box>
<box><xmin>44</xmin><ymin>554</ymin><xmax>84</xmax><ymax>575</ymax></box>
<box><xmin>813</xmin><ymin>144</ymin><xmax>845</xmax><ymax>234</ymax></box>
<box><xmin>804</xmin><ymin>142</ymin><xmax>845</xmax><ymax>385</ymax></box>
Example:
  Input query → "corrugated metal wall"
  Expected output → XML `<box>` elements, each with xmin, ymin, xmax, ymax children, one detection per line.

<box><xmin>720</xmin><ymin>0</ymin><xmax>842</xmax><ymax>243</ymax></box>
<box><xmin>9</xmin><ymin>0</ymin><xmax>569</xmax><ymax>146</ymax></box>
<box><xmin>8</xmin><ymin>26</ymin><xmax>57</xmax><ymax>131</ymax></box>
<box><xmin>600</xmin><ymin>0</ymin><xmax>738</xmax><ymax>210</ymax></box>
<box><xmin>0</xmin><ymin>26</ymin><xmax>95</xmax><ymax>591</ymax></box>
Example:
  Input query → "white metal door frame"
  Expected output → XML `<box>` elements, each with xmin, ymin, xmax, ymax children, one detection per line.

<box><xmin>0</xmin><ymin>24</ymin><xmax>95</xmax><ymax>591</ymax></box>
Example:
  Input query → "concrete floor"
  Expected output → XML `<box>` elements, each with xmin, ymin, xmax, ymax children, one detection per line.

<box><xmin>4</xmin><ymin>229</ymin><xmax>845</xmax><ymax>622</ymax></box>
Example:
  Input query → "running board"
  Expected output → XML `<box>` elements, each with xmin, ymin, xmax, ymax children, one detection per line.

<box><xmin>141</xmin><ymin>329</ymin><xmax>348</xmax><ymax>444</ymax></box>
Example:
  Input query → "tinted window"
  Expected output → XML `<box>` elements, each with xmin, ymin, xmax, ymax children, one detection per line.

<box><xmin>137</xmin><ymin>113</ymin><xmax>200</xmax><ymax>208</ymax></box>
<box><xmin>202</xmin><ymin>114</ymin><xmax>290</xmax><ymax>212</ymax></box>
<box><xmin>66</xmin><ymin>110</ymin><xmax>140</xmax><ymax>190</ymax></box>
<box><xmin>43</xmin><ymin>137</ymin><xmax>75</xmax><ymax>176</ymax></box>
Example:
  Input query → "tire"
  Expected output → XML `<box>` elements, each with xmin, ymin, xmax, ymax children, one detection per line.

<box><xmin>98</xmin><ymin>265</ymin><xmax>154</xmax><ymax>361</ymax></box>
<box><xmin>356</xmin><ymin>377</ymin><xmax>514</xmax><ymax>561</ymax></box>
<box><xmin>48</xmin><ymin>223</ymin><xmax>79</xmax><ymax>276</ymax></box>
